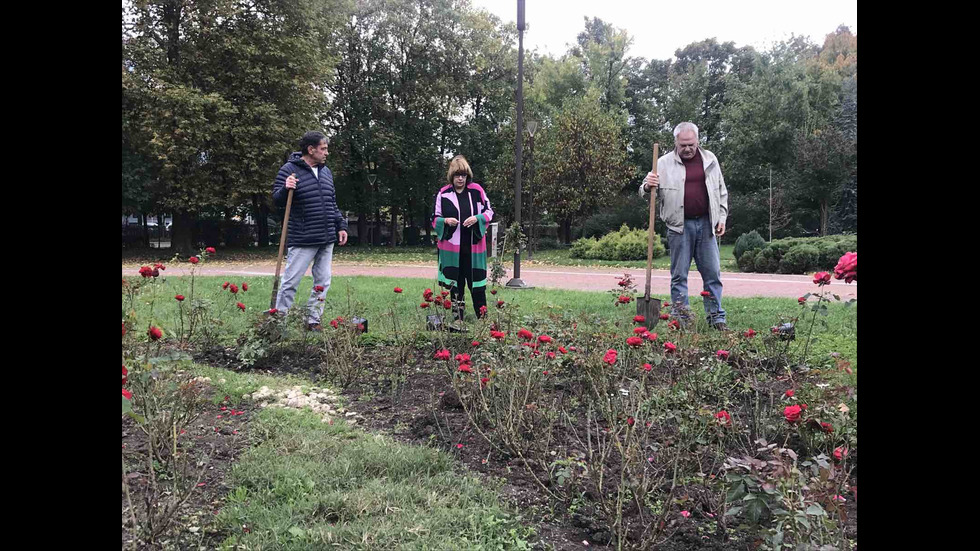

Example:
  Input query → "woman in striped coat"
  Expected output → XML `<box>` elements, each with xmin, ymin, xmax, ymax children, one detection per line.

<box><xmin>432</xmin><ymin>156</ymin><xmax>495</xmax><ymax>320</ymax></box>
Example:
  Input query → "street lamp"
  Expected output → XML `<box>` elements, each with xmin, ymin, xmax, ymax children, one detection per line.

<box><xmin>506</xmin><ymin>0</ymin><xmax>532</xmax><ymax>289</ymax></box>
<box><xmin>526</xmin><ymin>120</ymin><xmax>537</xmax><ymax>260</ymax></box>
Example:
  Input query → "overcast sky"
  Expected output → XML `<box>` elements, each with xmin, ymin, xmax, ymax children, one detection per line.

<box><xmin>470</xmin><ymin>0</ymin><xmax>857</xmax><ymax>61</ymax></box>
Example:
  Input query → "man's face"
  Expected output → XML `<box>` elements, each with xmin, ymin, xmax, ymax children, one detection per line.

<box><xmin>308</xmin><ymin>140</ymin><xmax>328</xmax><ymax>164</ymax></box>
<box><xmin>675</xmin><ymin>131</ymin><xmax>698</xmax><ymax>160</ymax></box>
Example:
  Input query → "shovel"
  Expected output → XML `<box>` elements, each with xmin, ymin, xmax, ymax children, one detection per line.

<box><xmin>637</xmin><ymin>144</ymin><xmax>662</xmax><ymax>328</ymax></box>
<box><xmin>269</xmin><ymin>176</ymin><xmax>296</xmax><ymax>310</ymax></box>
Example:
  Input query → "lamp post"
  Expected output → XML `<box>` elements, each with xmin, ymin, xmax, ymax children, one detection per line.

<box><xmin>506</xmin><ymin>0</ymin><xmax>531</xmax><ymax>289</ymax></box>
<box><xmin>526</xmin><ymin>119</ymin><xmax>537</xmax><ymax>260</ymax></box>
<box><xmin>368</xmin><ymin>162</ymin><xmax>377</xmax><ymax>245</ymax></box>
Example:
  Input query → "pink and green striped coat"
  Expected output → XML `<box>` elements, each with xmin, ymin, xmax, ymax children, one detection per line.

<box><xmin>432</xmin><ymin>182</ymin><xmax>495</xmax><ymax>289</ymax></box>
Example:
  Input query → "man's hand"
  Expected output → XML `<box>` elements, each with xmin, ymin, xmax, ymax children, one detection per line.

<box><xmin>338</xmin><ymin>230</ymin><xmax>348</xmax><ymax>246</ymax></box>
<box><xmin>462</xmin><ymin>216</ymin><xmax>478</xmax><ymax>227</ymax></box>
<box><xmin>285</xmin><ymin>173</ymin><xmax>298</xmax><ymax>190</ymax></box>
<box><xmin>445</xmin><ymin>218</ymin><xmax>459</xmax><ymax>227</ymax></box>
<box><xmin>642</xmin><ymin>171</ymin><xmax>659</xmax><ymax>192</ymax></box>
<box><xmin>715</xmin><ymin>222</ymin><xmax>725</xmax><ymax>237</ymax></box>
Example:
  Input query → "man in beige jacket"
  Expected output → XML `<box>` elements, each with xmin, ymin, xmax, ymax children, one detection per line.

<box><xmin>639</xmin><ymin>122</ymin><xmax>729</xmax><ymax>330</ymax></box>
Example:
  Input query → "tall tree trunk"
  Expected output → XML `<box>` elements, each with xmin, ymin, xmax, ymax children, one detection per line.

<box><xmin>140</xmin><ymin>213</ymin><xmax>150</xmax><ymax>247</ymax></box>
<box><xmin>171</xmin><ymin>211</ymin><xmax>195</xmax><ymax>255</ymax></box>
<box><xmin>253</xmin><ymin>194</ymin><xmax>270</xmax><ymax>247</ymax></box>
<box><xmin>562</xmin><ymin>219</ymin><xmax>572</xmax><ymax>244</ymax></box>
<box><xmin>820</xmin><ymin>199</ymin><xmax>829</xmax><ymax>236</ymax></box>
<box><xmin>389</xmin><ymin>208</ymin><xmax>397</xmax><ymax>248</ymax></box>
<box><xmin>373</xmin><ymin>209</ymin><xmax>382</xmax><ymax>245</ymax></box>
<box><xmin>357</xmin><ymin>210</ymin><xmax>368</xmax><ymax>247</ymax></box>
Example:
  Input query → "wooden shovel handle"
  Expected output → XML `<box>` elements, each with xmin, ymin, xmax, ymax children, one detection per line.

<box><xmin>270</xmin><ymin>183</ymin><xmax>295</xmax><ymax>310</ymax></box>
<box><xmin>645</xmin><ymin>143</ymin><xmax>659</xmax><ymax>298</ymax></box>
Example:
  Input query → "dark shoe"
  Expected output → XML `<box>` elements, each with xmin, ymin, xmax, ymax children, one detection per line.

<box><xmin>307</xmin><ymin>323</ymin><xmax>322</xmax><ymax>332</ymax></box>
<box><xmin>712</xmin><ymin>322</ymin><xmax>730</xmax><ymax>332</ymax></box>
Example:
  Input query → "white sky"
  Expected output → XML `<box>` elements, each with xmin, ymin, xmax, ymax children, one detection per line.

<box><xmin>471</xmin><ymin>0</ymin><xmax>857</xmax><ymax>61</ymax></box>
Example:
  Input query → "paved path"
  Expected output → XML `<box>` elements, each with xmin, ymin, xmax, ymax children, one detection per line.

<box><xmin>123</xmin><ymin>261</ymin><xmax>857</xmax><ymax>299</ymax></box>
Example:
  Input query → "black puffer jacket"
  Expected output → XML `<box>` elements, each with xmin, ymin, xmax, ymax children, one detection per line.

<box><xmin>272</xmin><ymin>153</ymin><xmax>348</xmax><ymax>247</ymax></box>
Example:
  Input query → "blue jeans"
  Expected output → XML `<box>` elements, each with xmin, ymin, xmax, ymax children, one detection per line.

<box><xmin>667</xmin><ymin>216</ymin><xmax>726</xmax><ymax>325</ymax></box>
<box><xmin>275</xmin><ymin>243</ymin><xmax>335</xmax><ymax>324</ymax></box>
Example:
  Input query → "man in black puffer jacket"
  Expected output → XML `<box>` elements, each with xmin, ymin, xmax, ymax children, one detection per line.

<box><xmin>272</xmin><ymin>131</ymin><xmax>349</xmax><ymax>330</ymax></box>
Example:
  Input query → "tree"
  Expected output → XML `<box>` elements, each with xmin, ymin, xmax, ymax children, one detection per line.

<box><xmin>536</xmin><ymin>90</ymin><xmax>634</xmax><ymax>243</ymax></box>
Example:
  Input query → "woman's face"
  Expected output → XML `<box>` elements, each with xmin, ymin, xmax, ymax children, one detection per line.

<box><xmin>453</xmin><ymin>172</ymin><xmax>468</xmax><ymax>187</ymax></box>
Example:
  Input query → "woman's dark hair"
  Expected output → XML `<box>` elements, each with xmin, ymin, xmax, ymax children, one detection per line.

<box><xmin>298</xmin><ymin>131</ymin><xmax>329</xmax><ymax>155</ymax></box>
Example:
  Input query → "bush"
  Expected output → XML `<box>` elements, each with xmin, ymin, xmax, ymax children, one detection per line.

<box><xmin>734</xmin><ymin>230</ymin><xmax>766</xmax><ymax>261</ymax></box>
<box><xmin>739</xmin><ymin>234</ymin><xmax>858</xmax><ymax>274</ymax></box>
<box><xmin>778</xmin><ymin>244</ymin><xmax>820</xmax><ymax>274</ymax></box>
<box><xmin>570</xmin><ymin>225</ymin><xmax>665</xmax><ymax>261</ymax></box>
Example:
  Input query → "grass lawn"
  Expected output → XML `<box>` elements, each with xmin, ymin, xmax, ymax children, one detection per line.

<box><xmin>123</xmin><ymin>243</ymin><xmax>740</xmax><ymax>271</ymax></box>
<box><xmin>128</xmin><ymin>274</ymin><xmax>856</xmax><ymax>373</ymax></box>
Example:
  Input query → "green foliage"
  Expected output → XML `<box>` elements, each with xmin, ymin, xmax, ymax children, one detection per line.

<box><xmin>739</xmin><ymin>234</ymin><xmax>856</xmax><ymax>274</ymax></box>
<box><xmin>734</xmin><ymin>230</ymin><xmax>766</xmax><ymax>260</ymax></box>
<box><xmin>570</xmin><ymin>224</ymin><xmax>665</xmax><ymax>261</ymax></box>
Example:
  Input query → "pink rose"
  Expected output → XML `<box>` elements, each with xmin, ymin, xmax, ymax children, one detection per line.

<box><xmin>833</xmin><ymin>251</ymin><xmax>857</xmax><ymax>283</ymax></box>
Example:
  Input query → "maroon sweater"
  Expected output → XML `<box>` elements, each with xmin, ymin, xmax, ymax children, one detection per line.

<box><xmin>683</xmin><ymin>149</ymin><xmax>710</xmax><ymax>218</ymax></box>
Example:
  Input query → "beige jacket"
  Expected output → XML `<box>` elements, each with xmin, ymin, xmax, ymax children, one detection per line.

<box><xmin>638</xmin><ymin>147</ymin><xmax>729</xmax><ymax>234</ymax></box>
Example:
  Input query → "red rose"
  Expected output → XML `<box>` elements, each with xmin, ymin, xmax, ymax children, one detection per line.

<box><xmin>812</xmin><ymin>271</ymin><xmax>832</xmax><ymax>285</ymax></box>
<box><xmin>479</xmin><ymin>305</ymin><xmax>487</xmax><ymax>317</ymax></box>
<box><xmin>546</xmin><ymin>352</ymin><xmax>556</xmax><ymax>359</ymax></box>
<box><xmin>743</xmin><ymin>328</ymin><xmax>757</xmax><ymax>338</ymax></box>
<box><xmin>472</xmin><ymin>341</ymin><xmax>480</xmax><ymax>347</ymax></box>
<box><xmin>434</xmin><ymin>349</ymin><xmax>451</xmax><ymax>361</ymax></box>
<box><xmin>558</xmin><ymin>346</ymin><xmax>567</xmax><ymax>354</ymax></box>
<box><xmin>538</xmin><ymin>335</ymin><xmax>552</xmax><ymax>343</ymax></box>
<box><xmin>659</xmin><ymin>313</ymin><xmax>669</xmax><ymax>320</ymax></box>
<box><xmin>268</xmin><ymin>308</ymin><xmax>278</xmax><ymax>314</ymax></box>
<box><xmin>236</xmin><ymin>302</ymin><xmax>246</xmax><ymax>311</ymax></box>
<box><xmin>496</xmin><ymin>300</ymin><xmax>505</xmax><ymax>308</ymax></box>
<box><xmin>784</xmin><ymin>389</ymin><xmax>795</xmax><ymax>398</ymax></box>
<box><xmin>663</xmin><ymin>341</ymin><xmax>677</xmax><ymax>353</ymax></box>
<box><xmin>242</xmin><ymin>282</ymin><xmax>248</xmax><ymax>291</ymax></box>
<box><xmin>833</xmin><ymin>447</ymin><xmax>848</xmax><ymax>462</ymax></box>
<box><xmin>633</xmin><ymin>327</ymin><xmax>647</xmax><ymax>335</ymax></box>
<box><xmin>833</xmin><ymin>251</ymin><xmax>857</xmax><ymax>283</ymax></box>
<box><xmin>716</xmin><ymin>350</ymin><xmax>730</xmax><ymax>360</ymax></box>
<box><xmin>314</xmin><ymin>285</ymin><xmax>325</xmax><ymax>292</ymax></box>
<box><xmin>480</xmin><ymin>377</ymin><xmax>490</xmax><ymax>387</ymax></box>
<box><xmin>223</xmin><ymin>281</ymin><xmax>230</xmax><ymax>289</ymax></box>
<box><xmin>800</xmin><ymin>403</ymin><xmax>808</xmax><ymax>410</ymax></box>
<box><xmin>820</xmin><ymin>422</ymin><xmax>834</xmax><ymax>433</ymax></box>
<box><xmin>633</xmin><ymin>315</ymin><xmax>646</xmax><ymax>323</ymax></box>
<box><xmin>627</xmin><ymin>417</ymin><xmax>635</xmax><ymax>426</ymax></box>
<box><xmin>439</xmin><ymin>299</ymin><xmax>450</xmax><ymax>309</ymax></box>
<box><xmin>151</xmin><ymin>268</ymin><xmax>160</xmax><ymax>277</ymax></box>
<box><xmin>175</xmin><ymin>294</ymin><xmax>185</xmax><ymax>301</ymax></box>
<box><xmin>329</xmin><ymin>319</ymin><xmax>339</xmax><ymax>328</ymax></box>
<box><xmin>189</xmin><ymin>256</ymin><xmax>199</xmax><ymax>264</ymax></box>
<box><xmin>394</xmin><ymin>287</ymin><xmax>403</xmax><ymax>293</ymax></box>
<box><xmin>700</xmin><ymin>291</ymin><xmax>711</xmax><ymax>297</ymax></box>
<box><xmin>668</xmin><ymin>319</ymin><xmax>679</xmax><ymax>330</ymax></box>
<box><xmin>715</xmin><ymin>410</ymin><xmax>731</xmax><ymax>426</ymax></box>
<box><xmin>122</xmin><ymin>365</ymin><xmax>128</xmax><ymax>386</ymax></box>
<box><xmin>122</xmin><ymin>388</ymin><xmax>133</xmax><ymax>401</ymax></box>
<box><xmin>784</xmin><ymin>405</ymin><xmax>802</xmax><ymax>423</ymax></box>
<box><xmin>643</xmin><ymin>363</ymin><xmax>652</xmax><ymax>372</ymax></box>
<box><xmin>491</xmin><ymin>330</ymin><xmax>506</xmax><ymax>340</ymax></box>
<box><xmin>139</xmin><ymin>266</ymin><xmax>153</xmax><ymax>278</ymax></box>
<box><xmin>603</xmin><ymin>349</ymin><xmax>618</xmax><ymax>365</ymax></box>
<box><xmin>455</xmin><ymin>353</ymin><xmax>471</xmax><ymax>363</ymax></box>
<box><xmin>646</xmin><ymin>332</ymin><xmax>658</xmax><ymax>341</ymax></box>
<box><xmin>458</xmin><ymin>364</ymin><xmax>473</xmax><ymax>373</ymax></box>
<box><xmin>148</xmin><ymin>326</ymin><xmax>163</xmax><ymax>341</ymax></box>
<box><xmin>441</xmin><ymin>291</ymin><xmax>449</xmax><ymax>297</ymax></box>
<box><xmin>420</xmin><ymin>302</ymin><xmax>430</xmax><ymax>308</ymax></box>
<box><xmin>626</xmin><ymin>336</ymin><xmax>644</xmax><ymax>347</ymax></box>
<box><xmin>230</xmin><ymin>284</ymin><xmax>239</xmax><ymax>294</ymax></box>
<box><xmin>617</xmin><ymin>295</ymin><xmax>632</xmax><ymax>304</ymax></box>
<box><xmin>798</xmin><ymin>296</ymin><xmax>806</xmax><ymax>305</ymax></box>
<box><xmin>154</xmin><ymin>263</ymin><xmax>166</xmax><ymax>270</ymax></box>
<box><xmin>122</xmin><ymin>323</ymin><xmax>127</xmax><ymax>337</ymax></box>
<box><xmin>518</xmin><ymin>328</ymin><xmax>534</xmax><ymax>340</ymax></box>
<box><xmin>206</xmin><ymin>247</ymin><xmax>216</xmax><ymax>253</ymax></box>
<box><xmin>490</xmin><ymin>289</ymin><xmax>497</xmax><ymax>295</ymax></box>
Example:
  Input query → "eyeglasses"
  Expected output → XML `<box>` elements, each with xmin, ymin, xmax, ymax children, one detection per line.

<box><xmin>453</xmin><ymin>172</ymin><xmax>468</xmax><ymax>179</ymax></box>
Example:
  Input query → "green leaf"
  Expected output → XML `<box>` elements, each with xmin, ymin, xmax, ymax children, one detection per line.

<box><xmin>288</xmin><ymin>526</ymin><xmax>306</xmax><ymax>538</ymax></box>
<box><xmin>806</xmin><ymin>504</ymin><xmax>827</xmax><ymax>516</ymax></box>
<box><xmin>725</xmin><ymin>506</ymin><xmax>743</xmax><ymax>517</ymax></box>
<box><xmin>122</xmin><ymin>395</ymin><xmax>133</xmax><ymax>415</ymax></box>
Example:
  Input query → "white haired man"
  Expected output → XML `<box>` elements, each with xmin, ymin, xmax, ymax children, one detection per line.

<box><xmin>639</xmin><ymin>122</ymin><xmax>730</xmax><ymax>330</ymax></box>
